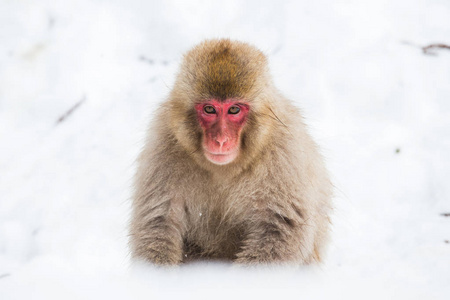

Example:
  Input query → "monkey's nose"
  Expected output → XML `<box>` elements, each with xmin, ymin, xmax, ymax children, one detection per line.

<box><xmin>215</xmin><ymin>136</ymin><xmax>228</xmax><ymax>149</ymax></box>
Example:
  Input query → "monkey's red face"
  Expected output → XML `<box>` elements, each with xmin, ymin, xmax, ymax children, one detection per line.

<box><xmin>195</xmin><ymin>100</ymin><xmax>250</xmax><ymax>165</ymax></box>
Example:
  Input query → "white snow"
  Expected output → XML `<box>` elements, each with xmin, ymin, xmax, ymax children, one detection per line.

<box><xmin>1</xmin><ymin>0</ymin><xmax>449</xmax><ymax>299</ymax></box>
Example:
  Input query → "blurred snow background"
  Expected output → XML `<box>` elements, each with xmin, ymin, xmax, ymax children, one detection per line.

<box><xmin>1</xmin><ymin>0</ymin><xmax>449</xmax><ymax>299</ymax></box>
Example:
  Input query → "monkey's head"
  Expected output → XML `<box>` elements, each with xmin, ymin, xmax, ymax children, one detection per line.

<box><xmin>167</xmin><ymin>39</ymin><xmax>280</xmax><ymax>171</ymax></box>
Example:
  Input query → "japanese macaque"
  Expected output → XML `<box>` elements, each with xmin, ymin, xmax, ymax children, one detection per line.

<box><xmin>130</xmin><ymin>39</ymin><xmax>332</xmax><ymax>265</ymax></box>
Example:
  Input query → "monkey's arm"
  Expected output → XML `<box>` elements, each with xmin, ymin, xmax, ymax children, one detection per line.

<box><xmin>130</xmin><ymin>195</ymin><xmax>185</xmax><ymax>265</ymax></box>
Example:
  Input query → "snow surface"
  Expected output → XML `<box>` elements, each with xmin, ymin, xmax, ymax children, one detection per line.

<box><xmin>1</xmin><ymin>0</ymin><xmax>450</xmax><ymax>299</ymax></box>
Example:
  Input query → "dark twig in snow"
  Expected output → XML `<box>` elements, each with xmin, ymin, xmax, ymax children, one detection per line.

<box><xmin>441</xmin><ymin>213</ymin><xmax>450</xmax><ymax>217</ymax></box>
<box><xmin>56</xmin><ymin>95</ymin><xmax>86</xmax><ymax>125</ymax></box>
<box><xmin>422</xmin><ymin>44</ymin><xmax>450</xmax><ymax>55</ymax></box>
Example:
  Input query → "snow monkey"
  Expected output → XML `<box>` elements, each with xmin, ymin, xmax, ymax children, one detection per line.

<box><xmin>130</xmin><ymin>39</ymin><xmax>332</xmax><ymax>265</ymax></box>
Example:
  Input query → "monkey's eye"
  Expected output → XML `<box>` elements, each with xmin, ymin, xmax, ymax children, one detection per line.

<box><xmin>228</xmin><ymin>106</ymin><xmax>240</xmax><ymax>114</ymax></box>
<box><xmin>204</xmin><ymin>105</ymin><xmax>216</xmax><ymax>114</ymax></box>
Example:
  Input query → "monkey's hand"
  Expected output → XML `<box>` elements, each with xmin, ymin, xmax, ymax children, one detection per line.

<box><xmin>139</xmin><ymin>239</ymin><xmax>183</xmax><ymax>266</ymax></box>
<box><xmin>234</xmin><ymin>214</ymin><xmax>307</xmax><ymax>265</ymax></box>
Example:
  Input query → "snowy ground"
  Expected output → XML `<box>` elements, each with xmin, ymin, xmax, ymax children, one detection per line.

<box><xmin>1</xmin><ymin>0</ymin><xmax>449</xmax><ymax>299</ymax></box>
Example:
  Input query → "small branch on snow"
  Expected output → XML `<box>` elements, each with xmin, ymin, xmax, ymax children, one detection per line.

<box><xmin>55</xmin><ymin>95</ymin><xmax>86</xmax><ymax>125</ymax></box>
<box><xmin>422</xmin><ymin>44</ymin><xmax>450</xmax><ymax>55</ymax></box>
<box><xmin>440</xmin><ymin>213</ymin><xmax>450</xmax><ymax>217</ymax></box>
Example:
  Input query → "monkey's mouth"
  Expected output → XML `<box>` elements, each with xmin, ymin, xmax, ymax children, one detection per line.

<box><xmin>204</xmin><ymin>149</ymin><xmax>239</xmax><ymax>165</ymax></box>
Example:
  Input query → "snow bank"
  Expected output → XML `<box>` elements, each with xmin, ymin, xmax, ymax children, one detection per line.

<box><xmin>1</xmin><ymin>0</ymin><xmax>449</xmax><ymax>299</ymax></box>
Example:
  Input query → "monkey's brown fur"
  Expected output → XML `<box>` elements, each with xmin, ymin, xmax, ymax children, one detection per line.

<box><xmin>130</xmin><ymin>39</ymin><xmax>332</xmax><ymax>265</ymax></box>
